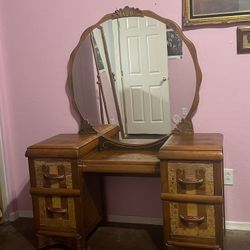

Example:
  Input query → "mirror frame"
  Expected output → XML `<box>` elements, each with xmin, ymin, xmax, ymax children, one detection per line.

<box><xmin>67</xmin><ymin>6</ymin><xmax>202</xmax><ymax>148</ymax></box>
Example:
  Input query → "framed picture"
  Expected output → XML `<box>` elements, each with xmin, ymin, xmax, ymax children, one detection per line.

<box><xmin>167</xmin><ymin>30</ymin><xmax>183</xmax><ymax>58</ymax></box>
<box><xmin>183</xmin><ymin>0</ymin><xmax>250</xmax><ymax>27</ymax></box>
<box><xmin>237</xmin><ymin>26</ymin><xmax>250</xmax><ymax>54</ymax></box>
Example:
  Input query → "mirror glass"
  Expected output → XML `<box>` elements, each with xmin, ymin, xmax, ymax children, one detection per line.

<box><xmin>72</xmin><ymin>16</ymin><xmax>196</xmax><ymax>141</ymax></box>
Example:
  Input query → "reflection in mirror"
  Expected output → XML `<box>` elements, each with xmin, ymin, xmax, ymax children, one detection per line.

<box><xmin>72</xmin><ymin>16</ymin><xmax>196</xmax><ymax>141</ymax></box>
<box><xmin>72</xmin><ymin>35</ymin><xmax>100</xmax><ymax>125</ymax></box>
<box><xmin>168</xmin><ymin>42</ymin><xmax>196</xmax><ymax>126</ymax></box>
<box><xmin>91</xmin><ymin>26</ymin><xmax>125</xmax><ymax>137</ymax></box>
<box><xmin>110</xmin><ymin>17</ymin><xmax>172</xmax><ymax>138</ymax></box>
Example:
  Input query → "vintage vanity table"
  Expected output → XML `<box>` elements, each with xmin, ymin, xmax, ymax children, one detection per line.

<box><xmin>26</xmin><ymin>7</ymin><xmax>224</xmax><ymax>250</ymax></box>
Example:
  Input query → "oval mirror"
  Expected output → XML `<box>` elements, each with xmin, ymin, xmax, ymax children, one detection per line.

<box><xmin>67</xmin><ymin>7</ymin><xmax>202</xmax><ymax>147</ymax></box>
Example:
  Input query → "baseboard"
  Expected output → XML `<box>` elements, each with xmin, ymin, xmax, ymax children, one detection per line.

<box><xmin>8</xmin><ymin>210</ymin><xmax>33</xmax><ymax>221</ymax></box>
<box><xmin>226</xmin><ymin>221</ymin><xmax>250</xmax><ymax>231</ymax></box>
<box><xmin>108</xmin><ymin>215</ymin><xmax>250</xmax><ymax>231</ymax></box>
<box><xmin>107</xmin><ymin>215</ymin><xmax>163</xmax><ymax>225</ymax></box>
<box><xmin>8</xmin><ymin>211</ymin><xmax>250</xmax><ymax>231</ymax></box>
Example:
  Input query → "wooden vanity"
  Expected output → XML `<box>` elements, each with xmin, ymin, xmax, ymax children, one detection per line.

<box><xmin>26</xmin><ymin>6</ymin><xmax>225</xmax><ymax>250</ymax></box>
<box><xmin>26</xmin><ymin>125</ymin><xmax>224</xmax><ymax>249</ymax></box>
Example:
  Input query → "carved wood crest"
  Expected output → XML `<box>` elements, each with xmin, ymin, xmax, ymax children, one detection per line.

<box><xmin>111</xmin><ymin>6</ymin><xmax>144</xmax><ymax>19</ymax></box>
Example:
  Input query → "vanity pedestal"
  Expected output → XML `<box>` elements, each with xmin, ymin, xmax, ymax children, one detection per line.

<box><xmin>25</xmin><ymin>125</ymin><xmax>118</xmax><ymax>249</ymax></box>
<box><xmin>159</xmin><ymin>133</ymin><xmax>224</xmax><ymax>250</ymax></box>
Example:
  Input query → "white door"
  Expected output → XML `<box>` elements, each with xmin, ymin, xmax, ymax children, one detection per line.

<box><xmin>118</xmin><ymin>17</ymin><xmax>171</xmax><ymax>135</ymax></box>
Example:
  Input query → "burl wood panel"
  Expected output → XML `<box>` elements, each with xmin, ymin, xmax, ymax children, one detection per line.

<box><xmin>168</xmin><ymin>162</ymin><xmax>214</xmax><ymax>195</ymax></box>
<box><xmin>168</xmin><ymin>202</ymin><xmax>216</xmax><ymax>238</ymax></box>
<box><xmin>36</xmin><ymin>196</ymin><xmax>76</xmax><ymax>229</ymax></box>
<box><xmin>34</xmin><ymin>160</ymin><xmax>73</xmax><ymax>189</ymax></box>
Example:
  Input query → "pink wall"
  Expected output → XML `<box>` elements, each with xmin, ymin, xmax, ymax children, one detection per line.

<box><xmin>0</xmin><ymin>0</ymin><xmax>249</xmax><ymax>222</ymax></box>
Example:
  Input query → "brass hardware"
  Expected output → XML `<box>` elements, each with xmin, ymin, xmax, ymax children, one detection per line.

<box><xmin>179</xmin><ymin>215</ymin><xmax>205</xmax><ymax>223</ymax></box>
<box><xmin>178</xmin><ymin>178</ymin><xmax>204</xmax><ymax>185</ymax></box>
<box><xmin>47</xmin><ymin>207</ymin><xmax>67</xmax><ymax>214</ymax></box>
<box><xmin>160</xmin><ymin>77</ymin><xmax>168</xmax><ymax>85</ymax></box>
<box><xmin>43</xmin><ymin>174</ymin><xmax>65</xmax><ymax>181</ymax></box>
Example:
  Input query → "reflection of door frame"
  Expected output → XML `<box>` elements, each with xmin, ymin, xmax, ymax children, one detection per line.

<box><xmin>111</xmin><ymin>20</ymin><xmax>128</xmax><ymax>134</ymax></box>
<box><xmin>90</xmin><ymin>31</ymin><xmax>110</xmax><ymax>124</ymax></box>
<box><xmin>92</xmin><ymin>26</ymin><xmax>125</xmax><ymax>138</ymax></box>
<box><xmin>0</xmin><ymin>121</ymin><xmax>8</xmax><ymax>223</ymax></box>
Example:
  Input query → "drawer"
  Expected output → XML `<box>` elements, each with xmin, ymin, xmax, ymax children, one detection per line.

<box><xmin>34</xmin><ymin>160</ymin><xmax>72</xmax><ymax>189</ymax></box>
<box><xmin>168</xmin><ymin>162</ymin><xmax>214</xmax><ymax>195</ymax></box>
<box><xmin>164</xmin><ymin>201</ymin><xmax>218</xmax><ymax>245</ymax></box>
<box><xmin>34</xmin><ymin>195</ymin><xmax>77</xmax><ymax>230</ymax></box>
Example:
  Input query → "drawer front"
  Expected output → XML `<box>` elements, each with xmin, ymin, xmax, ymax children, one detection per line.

<box><xmin>34</xmin><ymin>160</ymin><xmax>72</xmax><ymax>189</ymax></box>
<box><xmin>168</xmin><ymin>162</ymin><xmax>214</xmax><ymax>195</ymax></box>
<box><xmin>166</xmin><ymin>201</ymin><xmax>216</xmax><ymax>239</ymax></box>
<box><xmin>35</xmin><ymin>195</ymin><xmax>76</xmax><ymax>230</ymax></box>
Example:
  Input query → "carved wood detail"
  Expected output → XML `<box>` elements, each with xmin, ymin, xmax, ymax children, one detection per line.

<box><xmin>79</xmin><ymin>119</ymin><xmax>97</xmax><ymax>134</ymax></box>
<box><xmin>37</xmin><ymin>233</ymin><xmax>83</xmax><ymax>250</ymax></box>
<box><xmin>172</xmin><ymin>118</ymin><xmax>194</xmax><ymax>135</ymax></box>
<box><xmin>111</xmin><ymin>6</ymin><xmax>144</xmax><ymax>19</ymax></box>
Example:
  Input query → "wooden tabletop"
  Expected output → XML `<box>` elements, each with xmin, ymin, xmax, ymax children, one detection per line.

<box><xmin>25</xmin><ymin>125</ymin><xmax>118</xmax><ymax>158</ymax></box>
<box><xmin>159</xmin><ymin>133</ymin><xmax>223</xmax><ymax>160</ymax></box>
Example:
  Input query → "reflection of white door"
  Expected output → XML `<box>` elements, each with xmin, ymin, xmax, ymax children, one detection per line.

<box><xmin>118</xmin><ymin>17</ymin><xmax>171</xmax><ymax>134</ymax></box>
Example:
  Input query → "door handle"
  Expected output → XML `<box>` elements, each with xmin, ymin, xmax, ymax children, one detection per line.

<box><xmin>160</xmin><ymin>77</ymin><xmax>168</xmax><ymax>85</ymax></box>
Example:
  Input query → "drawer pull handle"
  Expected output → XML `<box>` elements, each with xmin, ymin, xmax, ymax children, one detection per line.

<box><xmin>43</xmin><ymin>174</ymin><xmax>65</xmax><ymax>181</ymax></box>
<box><xmin>47</xmin><ymin>207</ymin><xmax>67</xmax><ymax>214</ymax></box>
<box><xmin>178</xmin><ymin>178</ymin><xmax>204</xmax><ymax>185</ymax></box>
<box><xmin>179</xmin><ymin>215</ymin><xmax>205</xmax><ymax>223</ymax></box>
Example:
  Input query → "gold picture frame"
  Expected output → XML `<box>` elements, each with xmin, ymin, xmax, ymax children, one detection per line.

<box><xmin>237</xmin><ymin>26</ymin><xmax>250</xmax><ymax>54</ymax></box>
<box><xmin>183</xmin><ymin>0</ymin><xmax>250</xmax><ymax>27</ymax></box>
